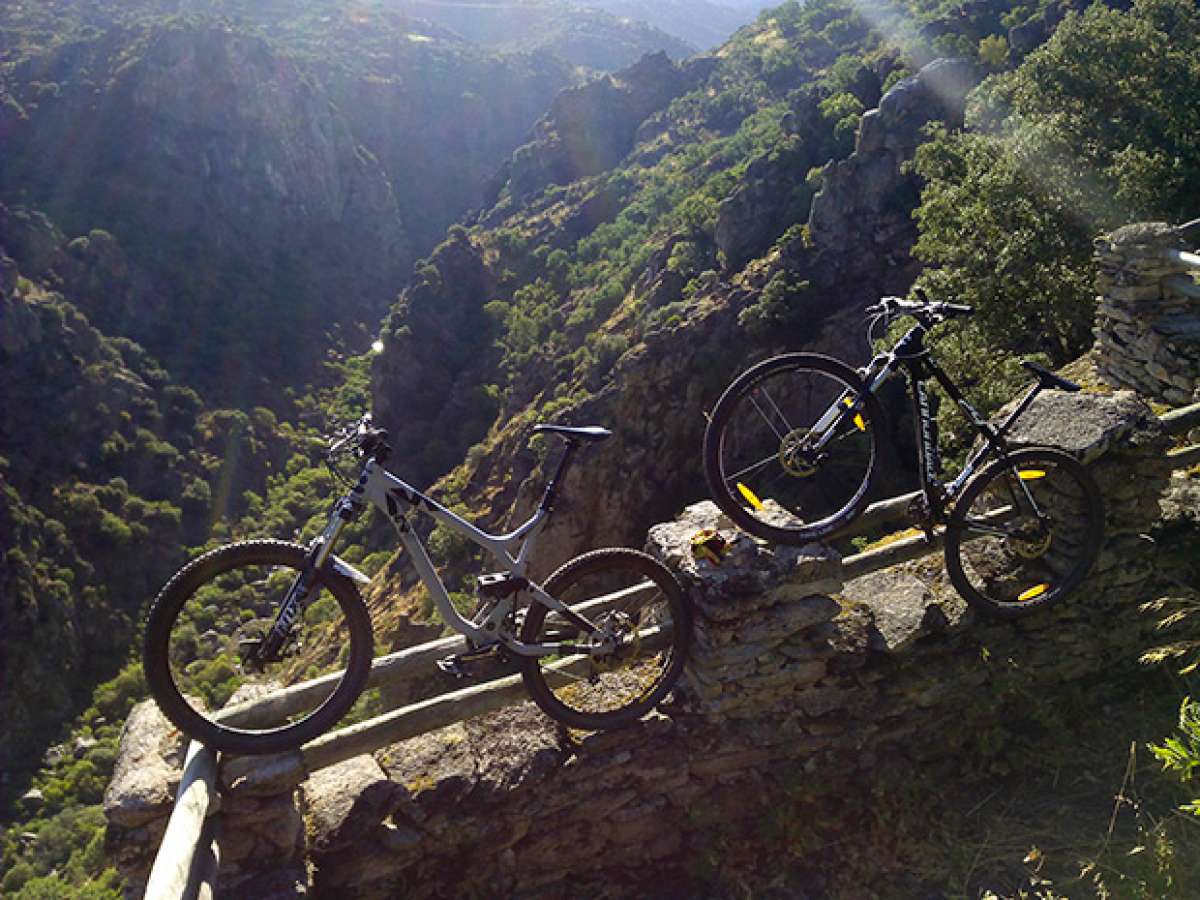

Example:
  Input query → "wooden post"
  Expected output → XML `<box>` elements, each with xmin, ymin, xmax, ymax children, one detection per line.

<box><xmin>143</xmin><ymin>741</ymin><xmax>219</xmax><ymax>899</ymax></box>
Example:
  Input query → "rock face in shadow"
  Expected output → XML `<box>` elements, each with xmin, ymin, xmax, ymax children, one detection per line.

<box><xmin>809</xmin><ymin>58</ymin><xmax>977</xmax><ymax>259</ymax></box>
<box><xmin>503</xmin><ymin>52</ymin><xmax>715</xmax><ymax>199</ymax></box>
<box><xmin>2</xmin><ymin>23</ymin><xmax>408</xmax><ymax>402</ymax></box>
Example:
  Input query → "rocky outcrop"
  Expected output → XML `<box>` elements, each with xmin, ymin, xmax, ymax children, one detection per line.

<box><xmin>371</xmin><ymin>229</ymin><xmax>501</xmax><ymax>492</ymax></box>
<box><xmin>1094</xmin><ymin>222</ymin><xmax>1200</xmax><ymax>406</ymax></box>
<box><xmin>504</xmin><ymin>52</ymin><xmax>713</xmax><ymax>199</ymax></box>
<box><xmin>714</xmin><ymin>126</ymin><xmax>818</xmax><ymax>271</ymax></box>
<box><xmin>808</xmin><ymin>58</ymin><xmax>976</xmax><ymax>259</ymax></box>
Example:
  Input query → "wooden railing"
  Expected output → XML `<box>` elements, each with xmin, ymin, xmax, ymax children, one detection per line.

<box><xmin>143</xmin><ymin>400</ymin><xmax>1200</xmax><ymax>898</ymax></box>
<box><xmin>143</xmin><ymin>743</ymin><xmax>219</xmax><ymax>899</ymax></box>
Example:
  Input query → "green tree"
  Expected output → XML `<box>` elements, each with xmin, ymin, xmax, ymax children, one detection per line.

<box><xmin>912</xmin><ymin>0</ymin><xmax>1200</xmax><ymax>366</ymax></box>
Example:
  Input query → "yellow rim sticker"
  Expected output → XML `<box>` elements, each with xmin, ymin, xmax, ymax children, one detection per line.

<box><xmin>1018</xmin><ymin>469</ymin><xmax>1047</xmax><ymax>480</ymax></box>
<box><xmin>737</xmin><ymin>482</ymin><xmax>764</xmax><ymax>510</ymax></box>
<box><xmin>1017</xmin><ymin>583</ymin><xmax>1050</xmax><ymax>602</ymax></box>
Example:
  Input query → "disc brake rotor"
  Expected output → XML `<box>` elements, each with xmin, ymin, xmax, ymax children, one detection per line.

<box><xmin>779</xmin><ymin>428</ymin><xmax>820</xmax><ymax>478</ymax></box>
<box><xmin>592</xmin><ymin>611</ymin><xmax>642</xmax><ymax>674</ymax></box>
<box><xmin>1008</xmin><ymin>521</ymin><xmax>1052</xmax><ymax>558</ymax></box>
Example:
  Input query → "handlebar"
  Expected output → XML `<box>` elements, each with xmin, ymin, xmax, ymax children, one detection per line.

<box><xmin>327</xmin><ymin>413</ymin><xmax>390</xmax><ymax>463</ymax></box>
<box><xmin>865</xmin><ymin>293</ymin><xmax>974</xmax><ymax>323</ymax></box>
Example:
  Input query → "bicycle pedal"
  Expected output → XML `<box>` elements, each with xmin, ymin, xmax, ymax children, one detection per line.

<box><xmin>436</xmin><ymin>656</ymin><xmax>468</xmax><ymax>679</ymax></box>
<box><xmin>436</xmin><ymin>643</ymin><xmax>500</xmax><ymax>679</ymax></box>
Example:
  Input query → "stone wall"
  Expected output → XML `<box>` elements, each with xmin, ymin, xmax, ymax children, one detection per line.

<box><xmin>104</xmin><ymin>387</ymin><xmax>1180</xmax><ymax>898</ymax></box>
<box><xmin>1094</xmin><ymin>221</ymin><xmax>1200</xmax><ymax>406</ymax></box>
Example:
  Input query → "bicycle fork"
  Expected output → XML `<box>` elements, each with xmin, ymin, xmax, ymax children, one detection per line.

<box><xmin>248</xmin><ymin>497</ymin><xmax>359</xmax><ymax>669</ymax></box>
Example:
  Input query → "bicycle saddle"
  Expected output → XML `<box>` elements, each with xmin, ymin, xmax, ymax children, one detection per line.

<box><xmin>532</xmin><ymin>424</ymin><xmax>613</xmax><ymax>443</ymax></box>
<box><xmin>1021</xmin><ymin>360</ymin><xmax>1080</xmax><ymax>393</ymax></box>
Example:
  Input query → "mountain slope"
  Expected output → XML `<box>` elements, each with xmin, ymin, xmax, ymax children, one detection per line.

<box><xmin>366</xmin><ymin>0</ymin><xmax>1073</xmax><ymax>595</ymax></box>
<box><xmin>0</xmin><ymin>1</ymin><xmax>603</xmax><ymax>405</ymax></box>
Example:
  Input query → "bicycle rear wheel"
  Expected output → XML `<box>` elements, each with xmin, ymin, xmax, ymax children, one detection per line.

<box><xmin>519</xmin><ymin>549</ymin><xmax>691</xmax><ymax>731</ymax></box>
<box><xmin>143</xmin><ymin>540</ymin><xmax>373</xmax><ymax>755</ymax></box>
<box><xmin>944</xmin><ymin>448</ymin><xmax>1104</xmax><ymax>618</ymax></box>
<box><xmin>703</xmin><ymin>353</ymin><xmax>882</xmax><ymax>544</ymax></box>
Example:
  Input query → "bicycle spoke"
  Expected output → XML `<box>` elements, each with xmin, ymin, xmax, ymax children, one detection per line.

<box><xmin>724</xmin><ymin>450</ymin><xmax>783</xmax><ymax>484</ymax></box>
<box><xmin>748</xmin><ymin>388</ymin><xmax>789</xmax><ymax>441</ymax></box>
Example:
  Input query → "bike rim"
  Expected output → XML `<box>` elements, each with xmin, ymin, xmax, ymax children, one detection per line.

<box><xmin>534</xmin><ymin>564</ymin><xmax>679</xmax><ymax>720</ymax></box>
<box><xmin>717</xmin><ymin>364</ymin><xmax>875</xmax><ymax>532</ymax></box>
<box><xmin>164</xmin><ymin>557</ymin><xmax>365</xmax><ymax>735</ymax></box>
<box><xmin>953</xmin><ymin>459</ymin><xmax>1098</xmax><ymax>608</ymax></box>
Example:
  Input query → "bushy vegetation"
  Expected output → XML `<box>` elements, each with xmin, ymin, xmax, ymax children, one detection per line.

<box><xmin>0</xmin><ymin>257</ymin><xmax>386</xmax><ymax>891</ymax></box>
<box><xmin>911</xmin><ymin>0</ymin><xmax>1200</xmax><ymax>448</ymax></box>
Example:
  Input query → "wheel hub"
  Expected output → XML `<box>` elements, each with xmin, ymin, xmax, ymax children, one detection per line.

<box><xmin>1008</xmin><ymin>522</ymin><xmax>1052</xmax><ymax>558</ymax></box>
<box><xmin>779</xmin><ymin>428</ymin><xmax>821</xmax><ymax>477</ymax></box>
<box><xmin>591</xmin><ymin>611</ymin><xmax>641</xmax><ymax>674</ymax></box>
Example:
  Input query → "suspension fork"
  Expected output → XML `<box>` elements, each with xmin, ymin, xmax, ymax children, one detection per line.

<box><xmin>257</xmin><ymin>495</ymin><xmax>357</xmax><ymax>661</ymax></box>
<box><xmin>807</xmin><ymin>354</ymin><xmax>889</xmax><ymax>451</ymax></box>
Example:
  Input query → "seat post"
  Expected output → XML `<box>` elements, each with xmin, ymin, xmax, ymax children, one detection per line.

<box><xmin>539</xmin><ymin>440</ymin><xmax>579</xmax><ymax>512</ymax></box>
<box><xmin>995</xmin><ymin>382</ymin><xmax>1044</xmax><ymax>438</ymax></box>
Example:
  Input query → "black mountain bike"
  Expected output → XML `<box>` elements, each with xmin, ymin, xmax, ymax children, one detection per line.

<box><xmin>703</xmin><ymin>295</ymin><xmax>1104</xmax><ymax>618</ymax></box>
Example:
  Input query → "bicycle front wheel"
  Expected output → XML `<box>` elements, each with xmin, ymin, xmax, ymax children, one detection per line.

<box><xmin>143</xmin><ymin>540</ymin><xmax>374</xmax><ymax>755</ymax></box>
<box><xmin>703</xmin><ymin>353</ymin><xmax>882</xmax><ymax>544</ymax></box>
<box><xmin>519</xmin><ymin>549</ymin><xmax>692</xmax><ymax>731</ymax></box>
<box><xmin>944</xmin><ymin>448</ymin><xmax>1104</xmax><ymax>618</ymax></box>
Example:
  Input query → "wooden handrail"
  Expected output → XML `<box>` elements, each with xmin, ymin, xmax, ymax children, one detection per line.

<box><xmin>225</xmin><ymin>626</ymin><xmax>672</xmax><ymax>792</ymax></box>
<box><xmin>1164</xmin><ymin>247</ymin><xmax>1200</xmax><ymax>270</ymax></box>
<box><xmin>143</xmin><ymin>742</ymin><xmax>219</xmax><ymax>899</ymax></box>
<box><xmin>1161</xmin><ymin>402</ymin><xmax>1200</xmax><ymax>436</ymax></box>
<box><xmin>213</xmin><ymin>580</ymin><xmax>659</xmax><ymax>730</ymax></box>
<box><xmin>1168</xmin><ymin>444</ymin><xmax>1200</xmax><ymax>469</ymax></box>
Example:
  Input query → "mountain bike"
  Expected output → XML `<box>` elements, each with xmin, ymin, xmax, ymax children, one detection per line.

<box><xmin>702</xmin><ymin>294</ymin><xmax>1104</xmax><ymax>618</ymax></box>
<box><xmin>144</xmin><ymin>417</ymin><xmax>692</xmax><ymax>756</ymax></box>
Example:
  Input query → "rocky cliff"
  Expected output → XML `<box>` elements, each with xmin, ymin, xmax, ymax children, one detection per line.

<box><xmin>369</xmin><ymin>56</ymin><xmax>980</xmax><ymax>600</ymax></box>
<box><xmin>500</xmin><ymin>52</ymin><xmax>716</xmax><ymax>201</ymax></box>
<box><xmin>2</xmin><ymin>22</ymin><xmax>409</xmax><ymax>403</ymax></box>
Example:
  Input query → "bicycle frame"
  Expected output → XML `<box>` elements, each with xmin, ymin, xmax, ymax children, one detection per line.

<box><xmin>822</xmin><ymin>320</ymin><xmax>1052</xmax><ymax>526</ymax></box>
<box><xmin>290</xmin><ymin>457</ymin><xmax>608</xmax><ymax>660</ymax></box>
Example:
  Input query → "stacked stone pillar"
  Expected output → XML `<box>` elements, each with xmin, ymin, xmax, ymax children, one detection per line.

<box><xmin>1094</xmin><ymin>221</ymin><xmax>1200</xmax><ymax>405</ymax></box>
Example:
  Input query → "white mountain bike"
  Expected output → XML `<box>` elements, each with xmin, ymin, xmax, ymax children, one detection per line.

<box><xmin>143</xmin><ymin>415</ymin><xmax>692</xmax><ymax>755</ymax></box>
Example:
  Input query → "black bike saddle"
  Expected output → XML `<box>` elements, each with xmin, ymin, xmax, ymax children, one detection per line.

<box><xmin>1021</xmin><ymin>360</ymin><xmax>1080</xmax><ymax>393</ymax></box>
<box><xmin>532</xmin><ymin>424</ymin><xmax>613</xmax><ymax>443</ymax></box>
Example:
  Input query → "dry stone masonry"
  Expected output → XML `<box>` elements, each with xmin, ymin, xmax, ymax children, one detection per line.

<box><xmin>104</xmin><ymin>379</ymin><xmax>1182</xmax><ymax>898</ymax></box>
<box><xmin>1094</xmin><ymin>221</ymin><xmax>1200</xmax><ymax>406</ymax></box>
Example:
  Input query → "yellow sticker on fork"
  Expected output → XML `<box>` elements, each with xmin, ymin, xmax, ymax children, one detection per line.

<box><xmin>1017</xmin><ymin>583</ymin><xmax>1050</xmax><ymax>602</ymax></box>
<box><xmin>737</xmin><ymin>482</ymin><xmax>765</xmax><ymax>510</ymax></box>
<box><xmin>842</xmin><ymin>396</ymin><xmax>866</xmax><ymax>431</ymax></box>
<box><xmin>1018</xmin><ymin>469</ymin><xmax>1047</xmax><ymax>480</ymax></box>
